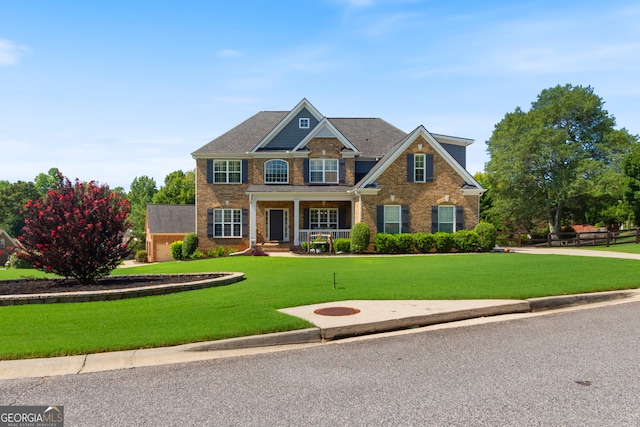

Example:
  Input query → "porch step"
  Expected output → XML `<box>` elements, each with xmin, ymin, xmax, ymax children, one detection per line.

<box><xmin>256</xmin><ymin>242</ymin><xmax>294</xmax><ymax>253</ymax></box>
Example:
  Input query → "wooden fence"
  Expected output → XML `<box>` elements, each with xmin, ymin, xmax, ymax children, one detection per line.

<box><xmin>497</xmin><ymin>228</ymin><xmax>640</xmax><ymax>247</ymax></box>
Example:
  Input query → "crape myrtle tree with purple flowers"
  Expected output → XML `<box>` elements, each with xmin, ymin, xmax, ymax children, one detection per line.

<box><xmin>18</xmin><ymin>173</ymin><xmax>131</xmax><ymax>285</ymax></box>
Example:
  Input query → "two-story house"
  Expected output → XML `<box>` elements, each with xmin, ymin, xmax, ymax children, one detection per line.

<box><xmin>191</xmin><ymin>98</ymin><xmax>484</xmax><ymax>252</ymax></box>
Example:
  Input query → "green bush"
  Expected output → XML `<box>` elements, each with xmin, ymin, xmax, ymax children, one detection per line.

<box><xmin>9</xmin><ymin>252</ymin><xmax>31</xmax><ymax>269</ymax></box>
<box><xmin>334</xmin><ymin>238</ymin><xmax>351</xmax><ymax>253</ymax></box>
<box><xmin>396</xmin><ymin>233</ymin><xmax>415</xmax><ymax>254</ymax></box>
<box><xmin>135</xmin><ymin>250</ymin><xmax>148</xmax><ymax>263</ymax></box>
<box><xmin>190</xmin><ymin>249</ymin><xmax>205</xmax><ymax>260</ymax></box>
<box><xmin>170</xmin><ymin>241</ymin><xmax>184</xmax><ymax>260</ymax></box>
<box><xmin>475</xmin><ymin>222</ymin><xmax>498</xmax><ymax>251</ymax></box>
<box><xmin>453</xmin><ymin>230</ymin><xmax>480</xmax><ymax>252</ymax></box>
<box><xmin>182</xmin><ymin>233</ymin><xmax>199</xmax><ymax>259</ymax></box>
<box><xmin>206</xmin><ymin>246</ymin><xmax>226</xmax><ymax>258</ymax></box>
<box><xmin>374</xmin><ymin>233</ymin><xmax>398</xmax><ymax>253</ymax></box>
<box><xmin>434</xmin><ymin>232</ymin><xmax>455</xmax><ymax>253</ymax></box>
<box><xmin>300</xmin><ymin>242</ymin><xmax>309</xmax><ymax>252</ymax></box>
<box><xmin>350</xmin><ymin>222</ymin><xmax>371</xmax><ymax>253</ymax></box>
<box><xmin>414</xmin><ymin>233</ymin><xmax>435</xmax><ymax>253</ymax></box>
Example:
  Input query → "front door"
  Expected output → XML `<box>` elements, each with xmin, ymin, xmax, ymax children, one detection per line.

<box><xmin>269</xmin><ymin>209</ymin><xmax>284</xmax><ymax>241</ymax></box>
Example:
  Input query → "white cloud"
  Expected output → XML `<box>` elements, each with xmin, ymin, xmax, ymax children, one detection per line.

<box><xmin>0</xmin><ymin>39</ymin><xmax>26</xmax><ymax>66</ymax></box>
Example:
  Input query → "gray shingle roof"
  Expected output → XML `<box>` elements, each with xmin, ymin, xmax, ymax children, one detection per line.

<box><xmin>191</xmin><ymin>112</ymin><xmax>408</xmax><ymax>157</ymax></box>
<box><xmin>192</xmin><ymin>111</ymin><xmax>288</xmax><ymax>155</ymax></box>
<box><xmin>146</xmin><ymin>204</ymin><xmax>195</xmax><ymax>234</ymax></box>
<box><xmin>328</xmin><ymin>118</ymin><xmax>407</xmax><ymax>157</ymax></box>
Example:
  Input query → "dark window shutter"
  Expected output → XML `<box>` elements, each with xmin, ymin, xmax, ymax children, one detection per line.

<box><xmin>406</xmin><ymin>154</ymin><xmax>414</xmax><ymax>182</ymax></box>
<box><xmin>339</xmin><ymin>159</ymin><xmax>346</xmax><ymax>184</ymax></box>
<box><xmin>431</xmin><ymin>206</ymin><xmax>439</xmax><ymax>233</ymax></box>
<box><xmin>241</xmin><ymin>160</ymin><xmax>248</xmax><ymax>184</ymax></box>
<box><xmin>242</xmin><ymin>208</ymin><xmax>248</xmax><ymax>237</ymax></box>
<box><xmin>456</xmin><ymin>206</ymin><xmax>464</xmax><ymax>231</ymax></box>
<box><xmin>401</xmin><ymin>205</ymin><xmax>410</xmax><ymax>233</ymax></box>
<box><xmin>426</xmin><ymin>154</ymin><xmax>434</xmax><ymax>182</ymax></box>
<box><xmin>339</xmin><ymin>208</ymin><xmax>347</xmax><ymax>229</ymax></box>
<box><xmin>303</xmin><ymin>208</ymin><xmax>309</xmax><ymax>229</ymax></box>
<box><xmin>207</xmin><ymin>209</ymin><xmax>214</xmax><ymax>237</ymax></box>
<box><xmin>303</xmin><ymin>159</ymin><xmax>309</xmax><ymax>183</ymax></box>
<box><xmin>207</xmin><ymin>160</ymin><xmax>214</xmax><ymax>184</ymax></box>
<box><xmin>376</xmin><ymin>205</ymin><xmax>384</xmax><ymax>233</ymax></box>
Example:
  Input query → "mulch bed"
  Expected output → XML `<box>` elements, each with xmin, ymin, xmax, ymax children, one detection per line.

<box><xmin>0</xmin><ymin>274</ymin><xmax>224</xmax><ymax>295</ymax></box>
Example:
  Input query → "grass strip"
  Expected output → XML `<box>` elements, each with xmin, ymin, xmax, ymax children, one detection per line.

<box><xmin>0</xmin><ymin>253</ymin><xmax>639</xmax><ymax>359</ymax></box>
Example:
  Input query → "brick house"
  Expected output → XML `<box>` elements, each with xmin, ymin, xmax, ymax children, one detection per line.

<box><xmin>145</xmin><ymin>204</ymin><xmax>195</xmax><ymax>262</ymax></box>
<box><xmin>0</xmin><ymin>228</ymin><xmax>21</xmax><ymax>266</ymax></box>
<box><xmin>191</xmin><ymin>99</ymin><xmax>484</xmax><ymax>252</ymax></box>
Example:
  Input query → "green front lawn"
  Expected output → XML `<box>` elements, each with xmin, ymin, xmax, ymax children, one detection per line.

<box><xmin>1</xmin><ymin>253</ymin><xmax>639</xmax><ymax>360</ymax></box>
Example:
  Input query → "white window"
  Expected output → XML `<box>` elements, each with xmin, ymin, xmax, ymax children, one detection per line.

<box><xmin>213</xmin><ymin>209</ymin><xmax>242</xmax><ymax>237</ymax></box>
<box><xmin>438</xmin><ymin>205</ymin><xmax>455</xmax><ymax>233</ymax></box>
<box><xmin>264</xmin><ymin>159</ymin><xmax>289</xmax><ymax>184</ymax></box>
<box><xmin>310</xmin><ymin>208</ymin><xmax>339</xmax><ymax>229</ymax></box>
<box><xmin>214</xmin><ymin>160</ymin><xmax>241</xmax><ymax>184</ymax></box>
<box><xmin>299</xmin><ymin>118</ymin><xmax>310</xmax><ymax>129</ymax></box>
<box><xmin>310</xmin><ymin>159</ymin><xmax>338</xmax><ymax>183</ymax></box>
<box><xmin>414</xmin><ymin>154</ymin><xmax>425</xmax><ymax>183</ymax></box>
<box><xmin>384</xmin><ymin>205</ymin><xmax>401</xmax><ymax>234</ymax></box>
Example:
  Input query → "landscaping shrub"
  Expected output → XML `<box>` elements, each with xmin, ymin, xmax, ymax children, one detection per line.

<box><xmin>182</xmin><ymin>232</ymin><xmax>199</xmax><ymax>259</ymax></box>
<box><xmin>190</xmin><ymin>249</ymin><xmax>205</xmax><ymax>260</ymax></box>
<box><xmin>396</xmin><ymin>233</ymin><xmax>415</xmax><ymax>254</ymax></box>
<box><xmin>434</xmin><ymin>232</ymin><xmax>455</xmax><ymax>253</ymax></box>
<box><xmin>8</xmin><ymin>252</ymin><xmax>31</xmax><ymax>269</ymax></box>
<box><xmin>171</xmin><ymin>241</ymin><xmax>184</xmax><ymax>260</ymax></box>
<box><xmin>334</xmin><ymin>238</ymin><xmax>351</xmax><ymax>253</ymax></box>
<box><xmin>453</xmin><ymin>230</ymin><xmax>480</xmax><ymax>252</ymax></box>
<box><xmin>414</xmin><ymin>233</ymin><xmax>435</xmax><ymax>253</ymax></box>
<box><xmin>350</xmin><ymin>222</ymin><xmax>371</xmax><ymax>253</ymax></box>
<box><xmin>374</xmin><ymin>233</ymin><xmax>398</xmax><ymax>253</ymax></box>
<box><xmin>300</xmin><ymin>242</ymin><xmax>309</xmax><ymax>252</ymax></box>
<box><xmin>17</xmin><ymin>174</ymin><xmax>131</xmax><ymax>284</ymax></box>
<box><xmin>475</xmin><ymin>222</ymin><xmax>497</xmax><ymax>251</ymax></box>
<box><xmin>207</xmin><ymin>246</ymin><xmax>226</xmax><ymax>258</ymax></box>
<box><xmin>135</xmin><ymin>250</ymin><xmax>148</xmax><ymax>263</ymax></box>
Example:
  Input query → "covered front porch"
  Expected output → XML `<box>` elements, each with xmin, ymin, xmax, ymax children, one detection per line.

<box><xmin>247</xmin><ymin>185</ymin><xmax>355</xmax><ymax>247</ymax></box>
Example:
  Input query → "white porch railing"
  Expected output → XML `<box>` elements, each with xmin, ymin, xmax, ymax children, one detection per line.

<box><xmin>299</xmin><ymin>229</ymin><xmax>351</xmax><ymax>244</ymax></box>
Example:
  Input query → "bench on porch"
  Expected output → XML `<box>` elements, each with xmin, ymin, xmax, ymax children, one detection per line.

<box><xmin>307</xmin><ymin>233</ymin><xmax>333</xmax><ymax>253</ymax></box>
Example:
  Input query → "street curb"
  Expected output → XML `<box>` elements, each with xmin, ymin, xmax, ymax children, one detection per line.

<box><xmin>319</xmin><ymin>301</ymin><xmax>531</xmax><ymax>340</ymax></box>
<box><xmin>526</xmin><ymin>289</ymin><xmax>636</xmax><ymax>312</ymax></box>
<box><xmin>188</xmin><ymin>328</ymin><xmax>323</xmax><ymax>351</ymax></box>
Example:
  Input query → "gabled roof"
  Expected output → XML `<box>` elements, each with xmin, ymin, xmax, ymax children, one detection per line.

<box><xmin>0</xmin><ymin>228</ymin><xmax>21</xmax><ymax>248</ymax></box>
<box><xmin>146</xmin><ymin>204</ymin><xmax>195</xmax><ymax>234</ymax></box>
<box><xmin>357</xmin><ymin>126</ymin><xmax>483</xmax><ymax>193</ymax></box>
<box><xmin>292</xmin><ymin>118</ymin><xmax>360</xmax><ymax>154</ymax></box>
<box><xmin>191</xmin><ymin>99</ymin><xmax>409</xmax><ymax>158</ymax></box>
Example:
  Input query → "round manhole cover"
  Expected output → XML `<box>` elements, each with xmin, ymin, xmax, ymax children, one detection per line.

<box><xmin>314</xmin><ymin>307</ymin><xmax>361</xmax><ymax>316</ymax></box>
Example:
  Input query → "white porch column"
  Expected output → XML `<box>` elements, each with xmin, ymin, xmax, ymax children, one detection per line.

<box><xmin>249</xmin><ymin>196</ymin><xmax>257</xmax><ymax>247</ymax></box>
<box><xmin>293</xmin><ymin>198</ymin><xmax>300</xmax><ymax>245</ymax></box>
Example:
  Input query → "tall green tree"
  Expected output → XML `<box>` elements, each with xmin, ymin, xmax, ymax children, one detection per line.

<box><xmin>0</xmin><ymin>181</ymin><xmax>40</xmax><ymax>237</ymax></box>
<box><xmin>486</xmin><ymin>84</ymin><xmax>638</xmax><ymax>232</ymax></box>
<box><xmin>127</xmin><ymin>175</ymin><xmax>158</xmax><ymax>249</ymax></box>
<box><xmin>623</xmin><ymin>143</ymin><xmax>640</xmax><ymax>225</ymax></box>
<box><xmin>33</xmin><ymin>167</ymin><xmax>63</xmax><ymax>196</ymax></box>
<box><xmin>152</xmin><ymin>170</ymin><xmax>195</xmax><ymax>205</ymax></box>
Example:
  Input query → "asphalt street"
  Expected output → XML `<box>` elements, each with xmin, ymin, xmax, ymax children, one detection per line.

<box><xmin>2</xmin><ymin>300</ymin><xmax>639</xmax><ymax>426</ymax></box>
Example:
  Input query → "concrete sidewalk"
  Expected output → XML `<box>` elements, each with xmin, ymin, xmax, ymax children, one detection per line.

<box><xmin>2</xmin><ymin>289</ymin><xmax>639</xmax><ymax>380</ymax></box>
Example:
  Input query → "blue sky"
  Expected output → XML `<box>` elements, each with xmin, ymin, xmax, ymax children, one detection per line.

<box><xmin>2</xmin><ymin>0</ymin><xmax>639</xmax><ymax>191</ymax></box>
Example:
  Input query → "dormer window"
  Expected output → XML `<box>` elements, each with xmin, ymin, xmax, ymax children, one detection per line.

<box><xmin>299</xmin><ymin>118</ymin><xmax>310</xmax><ymax>129</ymax></box>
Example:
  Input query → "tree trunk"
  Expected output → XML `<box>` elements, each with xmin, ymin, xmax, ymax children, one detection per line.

<box><xmin>549</xmin><ymin>200</ymin><xmax>563</xmax><ymax>235</ymax></box>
